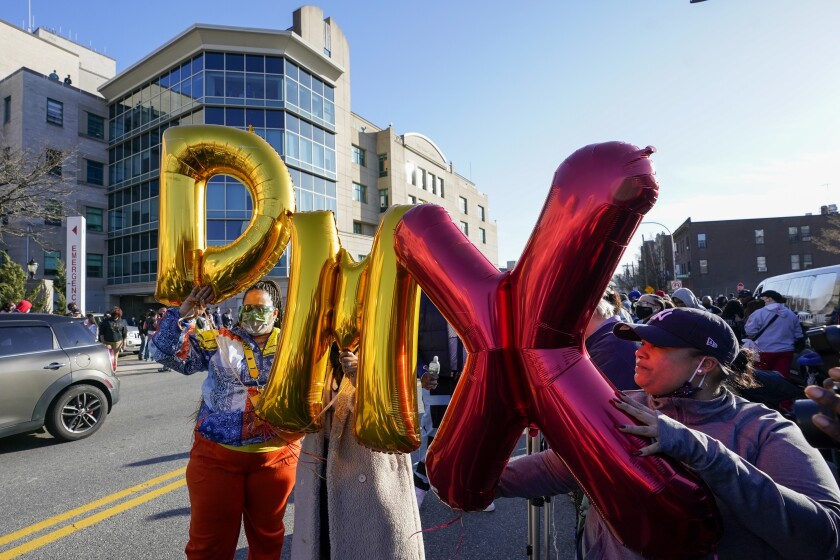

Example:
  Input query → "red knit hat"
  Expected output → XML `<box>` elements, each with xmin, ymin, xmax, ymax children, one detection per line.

<box><xmin>16</xmin><ymin>299</ymin><xmax>32</xmax><ymax>313</ymax></box>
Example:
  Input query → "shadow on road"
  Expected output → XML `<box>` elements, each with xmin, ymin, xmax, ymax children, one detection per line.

<box><xmin>125</xmin><ymin>451</ymin><xmax>190</xmax><ymax>467</ymax></box>
<box><xmin>0</xmin><ymin>430</ymin><xmax>61</xmax><ymax>454</ymax></box>
<box><xmin>147</xmin><ymin>506</ymin><xmax>191</xmax><ymax>520</ymax></box>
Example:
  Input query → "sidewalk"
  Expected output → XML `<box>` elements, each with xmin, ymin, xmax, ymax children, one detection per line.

<box><xmin>113</xmin><ymin>353</ymin><xmax>171</xmax><ymax>376</ymax></box>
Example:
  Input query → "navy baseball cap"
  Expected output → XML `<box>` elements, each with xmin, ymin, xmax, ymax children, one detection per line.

<box><xmin>612</xmin><ymin>307</ymin><xmax>739</xmax><ymax>365</ymax></box>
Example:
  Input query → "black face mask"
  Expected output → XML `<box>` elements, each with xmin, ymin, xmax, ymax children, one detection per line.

<box><xmin>635</xmin><ymin>306</ymin><xmax>656</xmax><ymax>320</ymax></box>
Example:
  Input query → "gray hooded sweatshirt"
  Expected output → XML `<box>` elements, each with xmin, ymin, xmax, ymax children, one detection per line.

<box><xmin>672</xmin><ymin>287</ymin><xmax>706</xmax><ymax>310</ymax></box>
<box><xmin>498</xmin><ymin>390</ymin><xmax>840</xmax><ymax>559</ymax></box>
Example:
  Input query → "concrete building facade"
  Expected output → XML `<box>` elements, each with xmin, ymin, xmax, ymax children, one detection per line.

<box><xmin>1</xmin><ymin>20</ymin><xmax>114</xmax><ymax>311</ymax></box>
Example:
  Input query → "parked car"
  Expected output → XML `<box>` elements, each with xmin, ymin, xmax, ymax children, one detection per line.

<box><xmin>0</xmin><ymin>314</ymin><xmax>120</xmax><ymax>441</ymax></box>
<box><xmin>91</xmin><ymin>313</ymin><xmax>141</xmax><ymax>355</ymax></box>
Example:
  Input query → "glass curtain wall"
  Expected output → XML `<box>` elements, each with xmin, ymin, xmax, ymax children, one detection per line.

<box><xmin>107</xmin><ymin>50</ymin><xmax>337</xmax><ymax>285</ymax></box>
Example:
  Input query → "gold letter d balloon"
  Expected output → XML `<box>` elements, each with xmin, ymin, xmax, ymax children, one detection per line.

<box><xmin>155</xmin><ymin>125</ymin><xmax>295</xmax><ymax>304</ymax></box>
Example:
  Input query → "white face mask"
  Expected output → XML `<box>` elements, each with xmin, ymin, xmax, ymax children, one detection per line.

<box><xmin>241</xmin><ymin>318</ymin><xmax>273</xmax><ymax>337</ymax></box>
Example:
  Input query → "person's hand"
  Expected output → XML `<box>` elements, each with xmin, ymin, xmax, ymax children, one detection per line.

<box><xmin>615</xmin><ymin>393</ymin><xmax>661</xmax><ymax>456</ymax></box>
<box><xmin>179</xmin><ymin>285</ymin><xmax>213</xmax><ymax>320</ymax></box>
<box><xmin>805</xmin><ymin>367</ymin><xmax>840</xmax><ymax>443</ymax></box>
<box><xmin>420</xmin><ymin>369</ymin><xmax>439</xmax><ymax>390</ymax></box>
<box><xmin>340</xmin><ymin>351</ymin><xmax>358</xmax><ymax>383</ymax></box>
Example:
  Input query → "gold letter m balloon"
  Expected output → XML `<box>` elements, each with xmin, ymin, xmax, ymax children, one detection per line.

<box><xmin>256</xmin><ymin>207</ymin><xmax>422</xmax><ymax>453</ymax></box>
<box><xmin>155</xmin><ymin>125</ymin><xmax>296</xmax><ymax>304</ymax></box>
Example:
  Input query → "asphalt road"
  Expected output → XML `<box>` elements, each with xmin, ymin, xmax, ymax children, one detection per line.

<box><xmin>0</xmin><ymin>357</ymin><xmax>575</xmax><ymax>560</ymax></box>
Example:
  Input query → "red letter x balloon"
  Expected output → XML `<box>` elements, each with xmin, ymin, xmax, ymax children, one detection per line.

<box><xmin>394</xmin><ymin>142</ymin><xmax>721</xmax><ymax>559</ymax></box>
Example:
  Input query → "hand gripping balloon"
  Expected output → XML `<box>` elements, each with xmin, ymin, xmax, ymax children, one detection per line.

<box><xmin>155</xmin><ymin>125</ymin><xmax>295</xmax><ymax>304</ymax></box>
<box><xmin>393</xmin><ymin>142</ymin><xmax>722</xmax><ymax>559</ymax></box>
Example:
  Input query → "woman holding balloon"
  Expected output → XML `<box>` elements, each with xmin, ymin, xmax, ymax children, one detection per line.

<box><xmin>150</xmin><ymin>281</ymin><xmax>300</xmax><ymax>560</ymax></box>
<box><xmin>498</xmin><ymin>308</ymin><xmax>840</xmax><ymax>559</ymax></box>
<box><xmin>291</xmin><ymin>346</ymin><xmax>425</xmax><ymax>560</ymax></box>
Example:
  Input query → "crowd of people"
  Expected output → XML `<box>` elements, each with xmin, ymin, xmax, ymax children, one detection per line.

<box><xmin>5</xmin><ymin>279</ymin><xmax>840</xmax><ymax>559</ymax></box>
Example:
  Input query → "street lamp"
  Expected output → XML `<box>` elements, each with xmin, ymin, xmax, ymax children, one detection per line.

<box><xmin>26</xmin><ymin>259</ymin><xmax>38</xmax><ymax>279</ymax></box>
<box><xmin>640</xmin><ymin>221</ymin><xmax>677</xmax><ymax>284</ymax></box>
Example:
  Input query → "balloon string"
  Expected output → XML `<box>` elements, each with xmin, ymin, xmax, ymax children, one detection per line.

<box><xmin>410</xmin><ymin>512</ymin><xmax>463</xmax><ymax>537</ymax></box>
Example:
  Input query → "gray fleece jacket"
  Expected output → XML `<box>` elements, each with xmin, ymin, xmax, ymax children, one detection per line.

<box><xmin>498</xmin><ymin>390</ymin><xmax>840</xmax><ymax>559</ymax></box>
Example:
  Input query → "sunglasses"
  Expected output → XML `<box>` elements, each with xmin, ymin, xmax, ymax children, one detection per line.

<box><xmin>239</xmin><ymin>304</ymin><xmax>275</xmax><ymax>315</ymax></box>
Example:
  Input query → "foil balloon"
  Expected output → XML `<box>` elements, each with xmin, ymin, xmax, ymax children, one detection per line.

<box><xmin>353</xmin><ymin>205</ymin><xmax>422</xmax><ymax>453</ymax></box>
<box><xmin>155</xmin><ymin>125</ymin><xmax>295</xmax><ymax>305</ymax></box>
<box><xmin>257</xmin><ymin>207</ymin><xmax>422</xmax><ymax>453</ymax></box>
<box><xmin>256</xmin><ymin>211</ymin><xmax>340</xmax><ymax>433</ymax></box>
<box><xmin>393</xmin><ymin>142</ymin><xmax>722</xmax><ymax>559</ymax></box>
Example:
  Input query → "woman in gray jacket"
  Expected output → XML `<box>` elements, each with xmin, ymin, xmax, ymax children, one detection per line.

<box><xmin>498</xmin><ymin>308</ymin><xmax>840</xmax><ymax>559</ymax></box>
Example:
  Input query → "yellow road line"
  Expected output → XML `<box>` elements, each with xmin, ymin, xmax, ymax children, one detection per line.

<box><xmin>0</xmin><ymin>467</ymin><xmax>186</xmax><ymax>548</ymax></box>
<box><xmin>0</xmin><ymin>477</ymin><xmax>187</xmax><ymax>560</ymax></box>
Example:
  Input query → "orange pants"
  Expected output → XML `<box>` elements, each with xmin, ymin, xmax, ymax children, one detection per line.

<box><xmin>185</xmin><ymin>433</ymin><xmax>299</xmax><ymax>560</ymax></box>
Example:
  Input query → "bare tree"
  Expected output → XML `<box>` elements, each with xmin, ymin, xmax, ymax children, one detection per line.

<box><xmin>812</xmin><ymin>214</ymin><xmax>840</xmax><ymax>255</ymax></box>
<box><xmin>0</xmin><ymin>140</ymin><xmax>77</xmax><ymax>245</ymax></box>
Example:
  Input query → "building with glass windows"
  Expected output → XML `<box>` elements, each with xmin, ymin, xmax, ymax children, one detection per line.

<box><xmin>0</xmin><ymin>21</ymin><xmax>114</xmax><ymax>311</ymax></box>
<box><xmin>98</xmin><ymin>6</ymin><xmax>496</xmax><ymax>315</ymax></box>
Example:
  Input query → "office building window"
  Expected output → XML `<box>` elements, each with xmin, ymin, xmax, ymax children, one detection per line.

<box><xmin>459</xmin><ymin>196</ymin><xmax>468</xmax><ymax>214</ymax></box>
<box><xmin>459</xmin><ymin>221</ymin><xmax>469</xmax><ymax>235</ymax></box>
<box><xmin>87</xmin><ymin>253</ymin><xmax>103</xmax><ymax>278</ymax></box>
<box><xmin>86</xmin><ymin>160</ymin><xmax>104</xmax><ymax>186</ymax></box>
<box><xmin>479</xmin><ymin>227</ymin><xmax>486</xmax><ymax>244</ymax></box>
<box><xmin>429</xmin><ymin>173</ymin><xmax>437</xmax><ymax>195</ymax></box>
<box><xmin>419</xmin><ymin>168</ymin><xmax>427</xmax><ymax>190</ymax></box>
<box><xmin>46</xmin><ymin>148</ymin><xmax>62</xmax><ymax>176</ymax></box>
<box><xmin>46</xmin><ymin>98</ymin><xmax>63</xmax><ymax>126</ymax></box>
<box><xmin>804</xmin><ymin>253</ymin><xmax>813</xmax><ymax>268</ymax></box>
<box><xmin>478</xmin><ymin>205</ymin><xmax>486</xmax><ymax>221</ymax></box>
<box><xmin>3</xmin><ymin>96</ymin><xmax>10</xmax><ymax>124</ymax></box>
<box><xmin>87</xmin><ymin>113</ymin><xmax>105</xmax><ymax>139</ymax></box>
<box><xmin>757</xmin><ymin>256</ymin><xmax>767</xmax><ymax>272</ymax></box>
<box><xmin>351</xmin><ymin>145</ymin><xmax>366</xmax><ymax>166</ymax></box>
<box><xmin>699</xmin><ymin>259</ymin><xmax>708</xmax><ymax>274</ymax></box>
<box><xmin>685</xmin><ymin>239</ymin><xmax>689</xmax><ymax>251</ymax></box>
<box><xmin>85</xmin><ymin>207</ymin><xmax>104</xmax><ymax>232</ymax></box>
<box><xmin>378</xmin><ymin>153</ymin><xmax>388</xmax><ymax>177</ymax></box>
<box><xmin>788</xmin><ymin>226</ymin><xmax>798</xmax><ymax>242</ymax></box>
<box><xmin>379</xmin><ymin>189</ymin><xmax>389</xmax><ymax>211</ymax></box>
<box><xmin>44</xmin><ymin>200</ymin><xmax>62</xmax><ymax>226</ymax></box>
<box><xmin>801</xmin><ymin>225</ymin><xmax>811</xmax><ymax>241</ymax></box>
<box><xmin>791</xmin><ymin>254</ymin><xmax>800</xmax><ymax>271</ymax></box>
<box><xmin>697</xmin><ymin>233</ymin><xmax>706</xmax><ymax>248</ymax></box>
<box><xmin>408</xmin><ymin>195</ymin><xmax>417</xmax><ymax>204</ymax></box>
<box><xmin>352</xmin><ymin>182</ymin><xmax>367</xmax><ymax>203</ymax></box>
<box><xmin>438</xmin><ymin>178</ymin><xmax>444</xmax><ymax>197</ymax></box>
<box><xmin>755</xmin><ymin>229</ymin><xmax>764</xmax><ymax>244</ymax></box>
<box><xmin>44</xmin><ymin>251</ymin><xmax>61</xmax><ymax>275</ymax></box>
<box><xmin>353</xmin><ymin>221</ymin><xmax>362</xmax><ymax>234</ymax></box>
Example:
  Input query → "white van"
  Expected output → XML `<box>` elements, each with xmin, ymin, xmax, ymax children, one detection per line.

<box><xmin>755</xmin><ymin>265</ymin><xmax>840</xmax><ymax>328</ymax></box>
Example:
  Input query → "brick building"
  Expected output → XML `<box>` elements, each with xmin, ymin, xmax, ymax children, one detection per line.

<box><xmin>671</xmin><ymin>207</ymin><xmax>839</xmax><ymax>298</ymax></box>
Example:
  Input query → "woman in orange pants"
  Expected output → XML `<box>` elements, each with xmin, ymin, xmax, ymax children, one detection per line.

<box><xmin>151</xmin><ymin>281</ymin><xmax>300</xmax><ymax>559</ymax></box>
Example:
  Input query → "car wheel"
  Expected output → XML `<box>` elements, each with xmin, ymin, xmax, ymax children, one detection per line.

<box><xmin>45</xmin><ymin>385</ymin><xmax>108</xmax><ymax>441</ymax></box>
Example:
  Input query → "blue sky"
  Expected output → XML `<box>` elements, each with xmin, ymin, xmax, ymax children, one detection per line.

<box><xmin>3</xmin><ymin>1</ymin><xmax>839</xmax><ymax>269</ymax></box>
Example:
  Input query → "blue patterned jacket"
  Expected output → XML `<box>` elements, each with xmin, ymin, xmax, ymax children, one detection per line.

<box><xmin>149</xmin><ymin>308</ymin><xmax>281</xmax><ymax>446</ymax></box>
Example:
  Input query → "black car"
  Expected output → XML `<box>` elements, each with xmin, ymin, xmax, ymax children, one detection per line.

<box><xmin>0</xmin><ymin>314</ymin><xmax>120</xmax><ymax>441</ymax></box>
